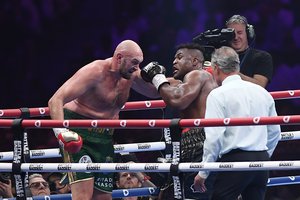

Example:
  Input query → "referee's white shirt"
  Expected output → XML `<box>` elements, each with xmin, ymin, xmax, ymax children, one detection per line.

<box><xmin>198</xmin><ymin>75</ymin><xmax>281</xmax><ymax>178</ymax></box>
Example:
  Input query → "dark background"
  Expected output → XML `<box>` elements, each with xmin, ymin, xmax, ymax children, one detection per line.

<box><xmin>1</xmin><ymin>0</ymin><xmax>300</xmax><ymax>199</ymax></box>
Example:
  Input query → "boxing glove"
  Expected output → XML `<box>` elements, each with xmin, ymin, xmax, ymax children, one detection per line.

<box><xmin>141</xmin><ymin>62</ymin><xmax>169</xmax><ymax>90</ymax></box>
<box><xmin>204</xmin><ymin>66</ymin><xmax>213</xmax><ymax>75</ymax></box>
<box><xmin>203</xmin><ymin>61</ymin><xmax>213</xmax><ymax>75</ymax></box>
<box><xmin>53</xmin><ymin>128</ymin><xmax>83</xmax><ymax>153</ymax></box>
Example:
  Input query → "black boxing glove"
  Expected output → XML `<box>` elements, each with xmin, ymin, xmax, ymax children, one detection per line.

<box><xmin>141</xmin><ymin>62</ymin><xmax>169</xmax><ymax>90</ymax></box>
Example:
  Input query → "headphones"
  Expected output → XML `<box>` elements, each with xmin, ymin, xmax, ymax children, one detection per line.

<box><xmin>226</xmin><ymin>15</ymin><xmax>255</xmax><ymax>41</ymax></box>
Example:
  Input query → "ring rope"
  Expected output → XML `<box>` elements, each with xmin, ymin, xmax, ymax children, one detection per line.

<box><xmin>6</xmin><ymin>173</ymin><xmax>299</xmax><ymax>200</ymax></box>
<box><xmin>113</xmin><ymin>174</ymin><xmax>300</xmax><ymax>198</ymax></box>
<box><xmin>0</xmin><ymin>115</ymin><xmax>299</xmax><ymax>128</ymax></box>
<box><xmin>0</xmin><ymin>130</ymin><xmax>299</xmax><ymax>161</ymax></box>
<box><xmin>0</xmin><ymin>89</ymin><xmax>299</xmax><ymax>118</ymax></box>
<box><xmin>0</xmin><ymin>161</ymin><xmax>300</xmax><ymax>173</ymax></box>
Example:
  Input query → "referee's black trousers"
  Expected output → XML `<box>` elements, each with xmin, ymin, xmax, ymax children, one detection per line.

<box><xmin>211</xmin><ymin>149</ymin><xmax>269</xmax><ymax>200</ymax></box>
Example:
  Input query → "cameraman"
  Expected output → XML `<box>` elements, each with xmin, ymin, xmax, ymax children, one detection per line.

<box><xmin>225</xmin><ymin>14</ymin><xmax>273</xmax><ymax>88</ymax></box>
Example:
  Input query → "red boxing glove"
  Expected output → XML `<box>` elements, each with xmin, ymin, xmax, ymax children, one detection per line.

<box><xmin>204</xmin><ymin>66</ymin><xmax>213</xmax><ymax>75</ymax></box>
<box><xmin>203</xmin><ymin>61</ymin><xmax>213</xmax><ymax>75</ymax></box>
<box><xmin>53</xmin><ymin>128</ymin><xmax>83</xmax><ymax>153</ymax></box>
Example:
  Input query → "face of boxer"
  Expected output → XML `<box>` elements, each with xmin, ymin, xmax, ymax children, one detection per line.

<box><xmin>119</xmin><ymin>56</ymin><xmax>142</xmax><ymax>80</ymax></box>
<box><xmin>173</xmin><ymin>48</ymin><xmax>194</xmax><ymax>80</ymax></box>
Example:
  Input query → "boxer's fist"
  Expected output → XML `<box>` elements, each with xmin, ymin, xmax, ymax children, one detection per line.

<box><xmin>141</xmin><ymin>62</ymin><xmax>169</xmax><ymax>90</ymax></box>
<box><xmin>53</xmin><ymin>128</ymin><xmax>83</xmax><ymax>153</ymax></box>
<box><xmin>141</xmin><ymin>62</ymin><xmax>166</xmax><ymax>82</ymax></box>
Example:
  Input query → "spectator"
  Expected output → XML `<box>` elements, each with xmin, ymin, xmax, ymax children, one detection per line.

<box><xmin>115</xmin><ymin>170</ymin><xmax>156</xmax><ymax>200</ymax></box>
<box><xmin>47</xmin><ymin>172</ymin><xmax>71</xmax><ymax>195</ymax></box>
<box><xmin>0</xmin><ymin>173</ymin><xmax>14</xmax><ymax>198</ymax></box>
<box><xmin>28</xmin><ymin>173</ymin><xmax>50</xmax><ymax>197</ymax></box>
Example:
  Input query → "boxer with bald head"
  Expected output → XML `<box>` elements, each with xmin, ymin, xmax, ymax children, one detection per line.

<box><xmin>48</xmin><ymin>40</ymin><xmax>159</xmax><ymax>200</ymax></box>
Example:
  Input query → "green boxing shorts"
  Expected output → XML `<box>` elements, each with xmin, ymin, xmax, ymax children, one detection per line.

<box><xmin>62</xmin><ymin>109</ymin><xmax>114</xmax><ymax>193</ymax></box>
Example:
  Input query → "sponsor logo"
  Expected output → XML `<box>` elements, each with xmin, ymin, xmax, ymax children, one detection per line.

<box><xmin>79</xmin><ymin>155</ymin><xmax>92</xmax><ymax>163</ymax></box>
<box><xmin>35</xmin><ymin>120</ymin><xmax>41</xmax><ymax>127</ymax></box>
<box><xmin>281</xmin><ymin>132</ymin><xmax>294</xmax><ymax>140</ymax></box>
<box><xmin>23</xmin><ymin>132</ymin><xmax>29</xmax><ymax>155</ymax></box>
<box><xmin>137</xmin><ymin>144</ymin><xmax>151</xmax><ymax>149</ymax></box>
<box><xmin>164</xmin><ymin>128</ymin><xmax>172</xmax><ymax>144</ymax></box>
<box><xmin>283</xmin><ymin>116</ymin><xmax>291</xmax><ymax>123</ymax></box>
<box><xmin>289</xmin><ymin>176</ymin><xmax>295</xmax><ymax>181</ymax></box>
<box><xmin>172</xmin><ymin>142</ymin><xmax>180</xmax><ymax>164</ymax></box>
<box><xmin>14</xmin><ymin>174</ymin><xmax>25</xmax><ymax>197</ymax></box>
<box><xmin>223</xmin><ymin>118</ymin><xmax>230</xmax><ymax>125</ymax></box>
<box><xmin>145</xmin><ymin>101</ymin><xmax>151</xmax><ymax>108</ymax></box>
<box><xmin>148</xmin><ymin>187</ymin><xmax>156</xmax><ymax>194</ymax></box>
<box><xmin>219</xmin><ymin>163</ymin><xmax>233</xmax><ymax>168</ymax></box>
<box><xmin>86</xmin><ymin>163</ymin><xmax>101</xmax><ymax>171</ymax></box>
<box><xmin>114</xmin><ymin>145</ymin><xmax>125</xmax><ymax>151</ymax></box>
<box><xmin>288</xmin><ymin>90</ymin><xmax>295</xmax><ymax>96</ymax></box>
<box><xmin>38</xmin><ymin>107</ymin><xmax>46</xmax><ymax>115</ymax></box>
<box><xmin>57</xmin><ymin>164</ymin><xmax>72</xmax><ymax>171</ymax></box>
<box><xmin>115</xmin><ymin>164</ymin><xmax>129</xmax><ymax>170</ymax></box>
<box><xmin>120</xmin><ymin>120</ymin><xmax>127</xmax><ymax>127</ymax></box>
<box><xmin>91</xmin><ymin>120</ymin><xmax>97</xmax><ymax>127</ymax></box>
<box><xmin>13</xmin><ymin>141</ymin><xmax>22</xmax><ymax>163</ymax></box>
<box><xmin>249</xmin><ymin>162</ymin><xmax>264</xmax><ymax>168</ymax></box>
<box><xmin>190</xmin><ymin>163</ymin><xmax>204</xmax><ymax>169</ymax></box>
<box><xmin>31</xmin><ymin>150</ymin><xmax>45</xmax><ymax>157</ymax></box>
<box><xmin>29</xmin><ymin>164</ymin><xmax>43</xmax><ymax>171</ymax></box>
<box><xmin>63</xmin><ymin>120</ymin><xmax>69</xmax><ymax>128</ymax></box>
<box><xmin>194</xmin><ymin>119</ymin><xmax>201</xmax><ymax>126</ymax></box>
<box><xmin>253</xmin><ymin>117</ymin><xmax>260</xmax><ymax>124</ymax></box>
<box><xmin>279</xmin><ymin>162</ymin><xmax>293</xmax><ymax>167</ymax></box>
<box><xmin>173</xmin><ymin>176</ymin><xmax>182</xmax><ymax>199</ymax></box>
<box><xmin>122</xmin><ymin>189</ymin><xmax>130</xmax><ymax>196</ymax></box>
<box><xmin>149</xmin><ymin>120</ymin><xmax>155</xmax><ymax>127</ymax></box>
<box><xmin>144</xmin><ymin>164</ymin><xmax>159</xmax><ymax>171</ymax></box>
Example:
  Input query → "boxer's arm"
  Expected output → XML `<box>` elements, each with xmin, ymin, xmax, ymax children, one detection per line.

<box><xmin>159</xmin><ymin>71</ymin><xmax>204</xmax><ymax>110</ymax></box>
<box><xmin>132</xmin><ymin>67</ymin><xmax>162</xmax><ymax>99</ymax></box>
<box><xmin>48</xmin><ymin>61</ymin><xmax>101</xmax><ymax>119</ymax></box>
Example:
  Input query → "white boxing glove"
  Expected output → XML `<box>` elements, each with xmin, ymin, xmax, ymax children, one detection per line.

<box><xmin>53</xmin><ymin>128</ymin><xmax>83</xmax><ymax>153</ymax></box>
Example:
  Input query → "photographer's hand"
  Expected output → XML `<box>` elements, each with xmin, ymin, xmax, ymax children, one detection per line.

<box><xmin>0</xmin><ymin>179</ymin><xmax>14</xmax><ymax>198</ymax></box>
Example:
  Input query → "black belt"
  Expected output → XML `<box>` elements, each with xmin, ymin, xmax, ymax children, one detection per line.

<box><xmin>225</xmin><ymin>148</ymin><xmax>267</xmax><ymax>156</ymax></box>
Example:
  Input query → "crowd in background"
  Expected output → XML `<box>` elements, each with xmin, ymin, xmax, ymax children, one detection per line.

<box><xmin>1</xmin><ymin>0</ymin><xmax>300</xmax><ymax>199</ymax></box>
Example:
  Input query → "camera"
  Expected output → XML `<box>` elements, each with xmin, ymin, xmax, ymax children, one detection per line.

<box><xmin>193</xmin><ymin>28</ymin><xmax>235</xmax><ymax>48</ymax></box>
<box><xmin>193</xmin><ymin>28</ymin><xmax>235</xmax><ymax>60</ymax></box>
<box><xmin>0</xmin><ymin>172</ymin><xmax>11</xmax><ymax>184</ymax></box>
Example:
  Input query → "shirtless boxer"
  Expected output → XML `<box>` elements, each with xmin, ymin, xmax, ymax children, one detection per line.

<box><xmin>141</xmin><ymin>43</ymin><xmax>217</xmax><ymax>199</ymax></box>
<box><xmin>48</xmin><ymin>40</ymin><xmax>159</xmax><ymax>200</ymax></box>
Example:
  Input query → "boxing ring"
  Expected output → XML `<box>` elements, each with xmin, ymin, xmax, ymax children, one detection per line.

<box><xmin>0</xmin><ymin>89</ymin><xmax>300</xmax><ymax>200</ymax></box>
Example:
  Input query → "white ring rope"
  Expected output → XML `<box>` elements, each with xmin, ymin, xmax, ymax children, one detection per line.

<box><xmin>0</xmin><ymin>161</ymin><xmax>300</xmax><ymax>173</ymax></box>
<box><xmin>5</xmin><ymin>174</ymin><xmax>300</xmax><ymax>200</ymax></box>
<box><xmin>0</xmin><ymin>131</ymin><xmax>299</xmax><ymax>161</ymax></box>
